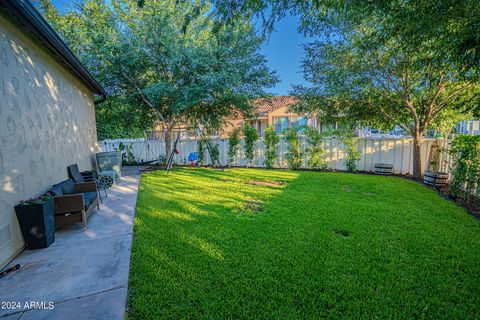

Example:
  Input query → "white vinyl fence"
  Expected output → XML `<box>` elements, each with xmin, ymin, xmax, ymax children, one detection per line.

<box><xmin>99</xmin><ymin>137</ymin><xmax>451</xmax><ymax>175</ymax></box>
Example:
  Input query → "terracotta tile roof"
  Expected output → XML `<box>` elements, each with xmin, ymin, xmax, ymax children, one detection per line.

<box><xmin>253</xmin><ymin>96</ymin><xmax>297</xmax><ymax>116</ymax></box>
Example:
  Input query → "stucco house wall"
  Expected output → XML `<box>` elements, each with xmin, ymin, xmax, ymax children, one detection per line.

<box><xmin>220</xmin><ymin>118</ymin><xmax>244</xmax><ymax>138</ymax></box>
<box><xmin>0</xmin><ymin>14</ymin><xmax>99</xmax><ymax>268</ymax></box>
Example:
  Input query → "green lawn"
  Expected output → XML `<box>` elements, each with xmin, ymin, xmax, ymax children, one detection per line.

<box><xmin>127</xmin><ymin>168</ymin><xmax>480</xmax><ymax>319</ymax></box>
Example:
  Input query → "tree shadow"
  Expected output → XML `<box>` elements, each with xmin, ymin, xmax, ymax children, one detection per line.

<box><xmin>129</xmin><ymin>168</ymin><xmax>480</xmax><ymax>319</ymax></box>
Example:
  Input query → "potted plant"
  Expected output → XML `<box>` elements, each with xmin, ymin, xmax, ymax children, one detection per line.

<box><xmin>14</xmin><ymin>193</ymin><xmax>55</xmax><ymax>249</ymax></box>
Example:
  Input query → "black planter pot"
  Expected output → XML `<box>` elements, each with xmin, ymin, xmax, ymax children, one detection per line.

<box><xmin>14</xmin><ymin>199</ymin><xmax>55</xmax><ymax>249</ymax></box>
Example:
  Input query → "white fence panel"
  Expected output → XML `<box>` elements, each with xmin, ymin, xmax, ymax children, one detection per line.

<box><xmin>99</xmin><ymin>137</ymin><xmax>451</xmax><ymax>175</ymax></box>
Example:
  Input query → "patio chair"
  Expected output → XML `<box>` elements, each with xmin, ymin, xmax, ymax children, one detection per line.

<box><xmin>68</xmin><ymin>164</ymin><xmax>107</xmax><ymax>200</ymax></box>
<box><xmin>47</xmin><ymin>179</ymin><xmax>100</xmax><ymax>230</ymax></box>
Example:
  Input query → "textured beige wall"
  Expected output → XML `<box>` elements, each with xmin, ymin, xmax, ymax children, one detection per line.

<box><xmin>0</xmin><ymin>15</ymin><xmax>98</xmax><ymax>268</ymax></box>
<box><xmin>220</xmin><ymin>118</ymin><xmax>245</xmax><ymax>138</ymax></box>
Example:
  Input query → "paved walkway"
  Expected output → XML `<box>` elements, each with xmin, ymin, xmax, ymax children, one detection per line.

<box><xmin>0</xmin><ymin>167</ymin><xmax>142</xmax><ymax>320</ymax></box>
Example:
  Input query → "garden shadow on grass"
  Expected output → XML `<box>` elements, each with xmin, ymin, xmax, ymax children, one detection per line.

<box><xmin>129</xmin><ymin>169</ymin><xmax>480</xmax><ymax>320</ymax></box>
<box><xmin>129</xmin><ymin>168</ymin><xmax>301</xmax><ymax>319</ymax></box>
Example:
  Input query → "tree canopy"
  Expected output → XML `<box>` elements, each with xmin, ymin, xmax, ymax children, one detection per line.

<box><xmin>39</xmin><ymin>0</ymin><xmax>277</xmax><ymax>156</ymax></box>
<box><xmin>40</xmin><ymin>0</ymin><xmax>480</xmax><ymax>176</ymax></box>
<box><xmin>295</xmin><ymin>2</ymin><xmax>480</xmax><ymax>178</ymax></box>
<box><xmin>213</xmin><ymin>0</ymin><xmax>480</xmax><ymax>70</ymax></box>
<box><xmin>213</xmin><ymin>0</ymin><xmax>480</xmax><ymax>178</ymax></box>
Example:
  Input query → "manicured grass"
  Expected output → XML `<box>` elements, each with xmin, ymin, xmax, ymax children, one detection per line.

<box><xmin>128</xmin><ymin>168</ymin><xmax>480</xmax><ymax>319</ymax></box>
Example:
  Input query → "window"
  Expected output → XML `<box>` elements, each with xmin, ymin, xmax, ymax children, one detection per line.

<box><xmin>248</xmin><ymin>121</ymin><xmax>262</xmax><ymax>136</ymax></box>
<box><xmin>292</xmin><ymin>116</ymin><xmax>307</xmax><ymax>131</ymax></box>
<box><xmin>274</xmin><ymin>117</ymin><xmax>289</xmax><ymax>133</ymax></box>
<box><xmin>259</xmin><ymin>120</ymin><xmax>267</xmax><ymax>137</ymax></box>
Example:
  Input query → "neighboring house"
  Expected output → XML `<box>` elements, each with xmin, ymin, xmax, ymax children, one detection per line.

<box><xmin>221</xmin><ymin>96</ymin><xmax>338</xmax><ymax>137</ymax></box>
<box><xmin>457</xmin><ymin>120</ymin><xmax>480</xmax><ymax>135</ymax></box>
<box><xmin>0</xmin><ymin>0</ymin><xmax>106</xmax><ymax>268</ymax></box>
<box><xmin>147</xmin><ymin>96</ymin><xmax>337</xmax><ymax>139</ymax></box>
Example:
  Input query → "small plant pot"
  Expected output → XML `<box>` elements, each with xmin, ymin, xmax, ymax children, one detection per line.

<box><xmin>14</xmin><ymin>199</ymin><xmax>55</xmax><ymax>249</ymax></box>
<box><xmin>424</xmin><ymin>171</ymin><xmax>448</xmax><ymax>188</ymax></box>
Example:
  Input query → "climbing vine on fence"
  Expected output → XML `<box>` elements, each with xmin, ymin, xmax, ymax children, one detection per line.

<box><xmin>304</xmin><ymin>127</ymin><xmax>327</xmax><ymax>170</ymax></box>
<box><xmin>243</xmin><ymin>123</ymin><xmax>259</xmax><ymax>165</ymax></box>
<box><xmin>283</xmin><ymin>128</ymin><xmax>303</xmax><ymax>170</ymax></box>
<box><xmin>263</xmin><ymin>126</ymin><xmax>279</xmax><ymax>168</ymax></box>
<box><xmin>339</xmin><ymin>132</ymin><xmax>361</xmax><ymax>172</ymax></box>
<box><xmin>197</xmin><ymin>138</ymin><xmax>220</xmax><ymax>166</ymax></box>
<box><xmin>210</xmin><ymin>141</ymin><xmax>220</xmax><ymax>166</ymax></box>
<box><xmin>449</xmin><ymin>135</ymin><xmax>480</xmax><ymax>199</ymax></box>
<box><xmin>228</xmin><ymin>128</ymin><xmax>241</xmax><ymax>165</ymax></box>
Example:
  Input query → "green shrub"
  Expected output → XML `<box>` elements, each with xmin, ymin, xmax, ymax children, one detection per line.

<box><xmin>243</xmin><ymin>123</ymin><xmax>259</xmax><ymax>165</ymax></box>
<box><xmin>116</xmin><ymin>142</ymin><xmax>137</xmax><ymax>165</ymax></box>
<box><xmin>209</xmin><ymin>141</ymin><xmax>220</xmax><ymax>166</ymax></box>
<box><xmin>304</xmin><ymin>127</ymin><xmax>327</xmax><ymax>170</ymax></box>
<box><xmin>449</xmin><ymin>135</ymin><xmax>480</xmax><ymax>198</ymax></box>
<box><xmin>283</xmin><ymin>127</ymin><xmax>303</xmax><ymax>170</ymax></box>
<box><xmin>228</xmin><ymin>128</ymin><xmax>241</xmax><ymax>165</ymax></box>
<box><xmin>340</xmin><ymin>133</ymin><xmax>361</xmax><ymax>172</ymax></box>
<box><xmin>263</xmin><ymin>126</ymin><xmax>279</xmax><ymax>168</ymax></box>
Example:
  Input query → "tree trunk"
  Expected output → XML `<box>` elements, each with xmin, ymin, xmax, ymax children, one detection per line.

<box><xmin>412</xmin><ymin>127</ymin><xmax>422</xmax><ymax>180</ymax></box>
<box><xmin>165</xmin><ymin>127</ymin><xmax>172</xmax><ymax>166</ymax></box>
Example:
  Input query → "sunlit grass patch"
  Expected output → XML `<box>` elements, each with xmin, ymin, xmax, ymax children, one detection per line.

<box><xmin>128</xmin><ymin>168</ymin><xmax>480</xmax><ymax>319</ymax></box>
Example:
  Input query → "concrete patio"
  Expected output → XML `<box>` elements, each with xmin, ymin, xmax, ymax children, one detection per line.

<box><xmin>0</xmin><ymin>167</ymin><xmax>142</xmax><ymax>320</ymax></box>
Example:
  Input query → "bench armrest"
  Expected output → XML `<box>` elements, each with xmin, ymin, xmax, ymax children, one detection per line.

<box><xmin>53</xmin><ymin>194</ymin><xmax>84</xmax><ymax>214</ymax></box>
<box><xmin>74</xmin><ymin>182</ymin><xmax>97</xmax><ymax>193</ymax></box>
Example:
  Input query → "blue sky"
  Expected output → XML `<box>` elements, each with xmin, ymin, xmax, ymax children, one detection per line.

<box><xmin>49</xmin><ymin>1</ymin><xmax>309</xmax><ymax>95</ymax></box>
<box><xmin>260</xmin><ymin>15</ymin><xmax>310</xmax><ymax>95</ymax></box>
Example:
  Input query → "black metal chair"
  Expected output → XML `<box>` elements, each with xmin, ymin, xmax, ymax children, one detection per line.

<box><xmin>68</xmin><ymin>164</ymin><xmax>107</xmax><ymax>200</ymax></box>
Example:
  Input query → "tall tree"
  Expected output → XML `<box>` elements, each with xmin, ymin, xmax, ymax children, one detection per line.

<box><xmin>39</xmin><ymin>0</ymin><xmax>154</xmax><ymax>139</ymax></box>
<box><xmin>213</xmin><ymin>0</ymin><xmax>480</xmax><ymax>178</ymax></box>
<box><xmin>293</xmin><ymin>30</ymin><xmax>479</xmax><ymax>178</ymax></box>
<box><xmin>213</xmin><ymin>0</ymin><xmax>480</xmax><ymax>69</ymax></box>
<box><xmin>40</xmin><ymin>0</ymin><xmax>277</xmax><ymax>158</ymax></box>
